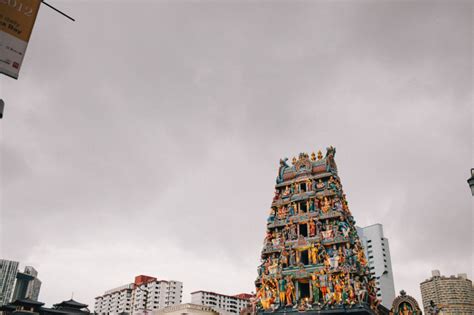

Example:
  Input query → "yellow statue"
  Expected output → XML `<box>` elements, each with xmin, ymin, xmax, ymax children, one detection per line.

<box><xmin>310</xmin><ymin>244</ymin><xmax>319</xmax><ymax>264</ymax></box>
<box><xmin>317</xmin><ymin>150</ymin><xmax>323</xmax><ymax>160</ymax></box>
<box><xmin>311</xmin><ymin>152</ymin><xmax>316</xmax><ymax>161</ymax></box>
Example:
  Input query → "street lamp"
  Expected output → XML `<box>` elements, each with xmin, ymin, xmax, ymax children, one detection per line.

<box><xmin>468</xmin><ymin>168</ymin><xmax>474</xmax><ymax>196</ymax></box>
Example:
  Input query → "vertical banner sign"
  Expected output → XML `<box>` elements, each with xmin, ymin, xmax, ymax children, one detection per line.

<box><xmin>0</xmin><ymin>0</ymin><xmax>41</xmax><ymax>79</ymax></box>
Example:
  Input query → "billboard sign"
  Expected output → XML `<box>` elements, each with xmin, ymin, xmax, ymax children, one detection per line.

<box><xmin>0</xmin><ymin>0</ymin><xmax>41</xmax><ymax>79</ymax></box>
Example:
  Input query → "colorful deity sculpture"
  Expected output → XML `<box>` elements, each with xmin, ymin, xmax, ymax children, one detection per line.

<box><xmin>308</xmin><ymin>219</ymin><xmax>316</xmax><ymax>237</ymax></box>
<box><xmin>285</xmin><ymin>277</ymin><xmax>296</xmax><ymax>306</ymax></box>
<box><xmin>310</xmin><ymin>273</ymin><xmax>320</xmax><ymax>303</ymax></box>
<box><xmin>288</xmin><ymin>203</ymin><xmax>295</xmax><ymax>217</ymax></box>
<box><xmin>278</xmin><ymin>276</ymin><xmax>287</xmax><ymax>307</ymax></box>
<box><xmin>321</xmin><ymin>197</ymin><xmax>331</xmax><ymax>213</ymax></box>
<box><xmin>282</xmin><ymin>186</ymin><xmax>290</xmax><ymax>198</ymax></box>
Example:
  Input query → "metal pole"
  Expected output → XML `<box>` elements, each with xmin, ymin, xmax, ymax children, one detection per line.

<box><xmin>41</xmin><ymin>1</ymin><xmax>75</xmax><ymax>22</ymax></box>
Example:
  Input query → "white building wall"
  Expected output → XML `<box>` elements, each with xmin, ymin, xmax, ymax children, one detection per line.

<box><xmin>356</xmin><ymin>224</ymin><xmax>396</xmax><ymax>308</ymax></box>
<box><xmin>95</xmin><ymin>280</ymin><xmax>182</xmax><ymax>315</ymax></box>
<box><xmin>191</xmin><ymin>291</ymin><xmax>249</xmax><ymax>315</ymax></box>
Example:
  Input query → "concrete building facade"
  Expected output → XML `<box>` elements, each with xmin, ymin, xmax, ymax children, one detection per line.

<box><xmin>94</xmin><ymin>275</ymin><xmax>183</xmax><ymax>315</ymax></box>
<box><xmin>356</xmin><ymin>224</ymin><xmax>396</xmax><ymax>308</ymax></box>
<box><xmin>151</xmin><ymin>303</ymin><xmax>218</xmax><ymax>315</ymax></box>
<box><xmin>24</xmin><ymin>267</ymin><xmax>42</xmax><ymax>301</ymax></box>
<box><xmin>420</xmin><ymin>270</ymin><xmax>474</xmax><ymax>314</ymax></box>
<box><xmin>191</xmin><ymin>291</ymin><xmax>250</xmax><ymax>315</ymax></box>
<box><xmin>11</xmin><ymin>266</ymin><xmax>42</xmax><ymax>302</ymax></box>
<box><xmin>0</xmin><ymin>260</ymin><xmax>19</xmax><ymax>305</ymax></box>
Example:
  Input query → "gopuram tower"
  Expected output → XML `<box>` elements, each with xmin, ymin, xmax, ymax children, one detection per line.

<box><xmin>255</xmin><ymin>147</ymin><xmax>381</xmax><ymax>315</ymax></box>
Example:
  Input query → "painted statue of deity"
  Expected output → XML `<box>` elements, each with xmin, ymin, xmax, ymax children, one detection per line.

<box><xmin>328</xmin><ymin>176</ymin><xmax>339</xmax><ymax>193</ymax></box>
<box><xmin>319</xmin><ymin>270</ymin><xmax>328</xmax><ymax>298</ymax></box>
<box><xmin>291</xmin><ymin>183</ymin><xmax>298</xmax><ymax>194</ymax></box>
<box><xmin>338</xmin><ymin>219</ymin><xmax>351</xmax><ymax>238</ymax></box>
<box><xmin>341</xmin><ymin>285</ymin><xmax>349</xmax><ymax>305</ymax></box>
<box><xmin>310</xmin><ymin>273</ymin><xmax>320</xmax><ymax>304</ymax></box>
<box><xmin>285</xmin><ymin>277</ymin><xmax>296</xmax><ymax>306</ymax></box>
<box><xmin>282</xmin><ymin>186</ymin><xmax>290</xmax><ymax>198</ymax></box>
<box><xmin>309</xmin><ymin>219</ymin><xmax>316</xmax><ymax>237</ymax></box>
<box><xmin>289</xmin><ymin>249</ymin><xmax>296</xmax><ymax>266</ymax></box>
<box><xmin>334</xmin><ymin>279</ymin><xmax>343</xmax><ymax>304</ymax></box>
<box><xmin>399</xmin><ymin>303</ymin><xmax>414</xmax><ymax>315</ymax></box>
<box><xmin>269</xmin><ymin>258</ymin><xmax>279</xmax><ymax>275</ymax></box>
<box><xmin>308</xmin><ymin>199</ymin><xmax>315</xmax><ymax>212</ymax></box>
<box><xmin>316</xmin><ymin>179</ymin><xmax>325</xmax><ymax>190</ymax></box>
<box><xmin>306</xmin><ymin>179</ymin><xmax>312</xmax><ymax>191</ymax></box>
<box><xmin>278</xmin><ymin>276</ymin><xmax>287</xmax><ymax>307</ymax></box>
<box><xmin>321</xmin><ymin>221</ymin><xmax>334</xmax><ymax>240</ymax></box>
<box><xmin>333</xmin><ymin>197</ymin><xmax>343</xmax><ymax>212</ymax></box>
<box><xmin>321</xmin><ymin>197</ymin><xmax>331</xmax><ymax>213</ymax></box>
<box><xmin>288</xmin><ymin>202</ymin><xmax>296</xmax><ymax>217</ymax></box>
<box><xmin>337</xmin><ymin>247</ymin><xmax>345</xmax><ymax>266</ymax></box>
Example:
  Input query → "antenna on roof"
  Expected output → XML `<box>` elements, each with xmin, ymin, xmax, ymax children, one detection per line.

<box><xmin>41</xmin><ymin>1</ymin><xmax>76</xmax><ymax>22</ymax></box>
<box><xmin>71</xmin><ymin>292</ymin><xmax>74</xmax><ymax>299</ymax></box>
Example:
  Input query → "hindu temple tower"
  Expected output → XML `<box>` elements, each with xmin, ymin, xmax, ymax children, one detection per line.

<box><xmin>255</xmin><ymin>147</ymin><xmax>384</xmax><ymax>315</ymax></box>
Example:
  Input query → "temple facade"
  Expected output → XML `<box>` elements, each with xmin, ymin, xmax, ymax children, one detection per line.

<box><xmin>255</xmin><ymin>148</ymin><xmax>381</xmax><ymax>314</ymax></box>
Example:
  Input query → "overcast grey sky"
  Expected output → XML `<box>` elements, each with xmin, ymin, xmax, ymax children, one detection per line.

<box><xmin>0</xmin><ymin>0</ymin><xmax>472</xmax><ymax>309</ymax></box>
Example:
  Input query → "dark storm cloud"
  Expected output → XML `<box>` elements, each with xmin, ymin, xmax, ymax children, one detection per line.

<box><xmin>1</xmin><ymin>0</ymin><xmax>472</xmax><ymax>308</ymax></box>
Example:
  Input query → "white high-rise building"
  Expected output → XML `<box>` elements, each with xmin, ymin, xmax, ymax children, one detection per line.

<box><xmin>356</xmin><ymin>224</ymin><xmax>396</xmax><ymax>308</ymax></box>
<box><xmin>94</xmin><ymin>275</ymin><xmax>183</xmax><ymax>315</ymax></box>
<box><xmin>0</xmin><ymin>260</ymin><xmax>19</xmax><ymax>305</ymax></box>
<box><xmin>191</xmin><ymin>291</ymin><xmax>251</xmax><ymax>315</ymax></box>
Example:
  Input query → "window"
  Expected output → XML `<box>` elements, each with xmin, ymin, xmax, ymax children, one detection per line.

<box><xmin>300</xmin><ymin>250</ymin><xmax>309</xmax><ymax>265</ymax></box>
<box><xmin>299</xmin><ymin>224</ymin><xmax>308</xmax><ymax>237</ymax></box>
<box><xmin>300</xmin><ymin>183</ymin><xmax>306</xmax><ymax>192</ymax></box>
<box><xmin>300</xmin><ymin>202</ymin><xmax>307</xmax><ymax>213</ymax></box>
